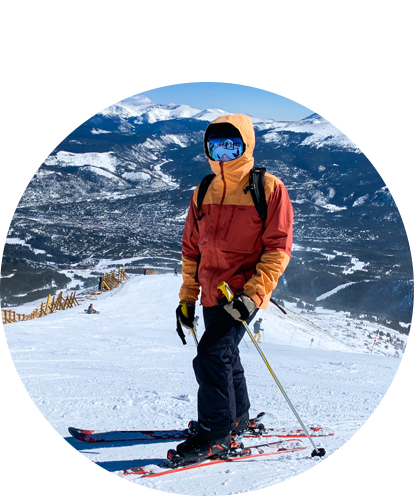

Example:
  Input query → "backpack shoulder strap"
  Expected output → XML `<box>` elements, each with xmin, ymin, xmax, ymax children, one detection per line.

<box><xmin>197</xmin><ymin>173</ymin><xmax>216</xmax><ymax>214</ymax></box>
<box><xmin>249</xmin><ymin>167</ymin><xmax>267</xmax><ymax>224</ymax></box>
<box><xmin>194</xmin><ymin>173</ymin><xmax>215</xmax><ymax>284</ymax></box>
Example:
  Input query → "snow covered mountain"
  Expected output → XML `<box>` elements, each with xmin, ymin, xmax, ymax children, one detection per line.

<box><xmin>101</xmin><ymin>95</ymin><xmax>232</xmax><ymax>125</ymax></box>
<box><xmin>1</xmin><ymin>95</ymin><xmax>413</xmax><ymax>327</ymax></box>
<box><xmin>3</xmin><ymin>273</ymin><xmax>406</xmax><ymax>494</ymax></box>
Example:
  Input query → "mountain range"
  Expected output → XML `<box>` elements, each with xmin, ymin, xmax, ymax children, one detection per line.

<box><xmin>1</xmin><ymin>95</ymin><xmax>413</xmax><ymax>325</ymax></box>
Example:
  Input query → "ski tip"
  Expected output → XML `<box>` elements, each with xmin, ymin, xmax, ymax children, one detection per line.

<box><xmin>311</xmin><ymin>447</ymin><xmax>326</xmax><ymax>457</ymax></box>
<box><xmin>68</xmin><ymin>427</ymin><xmax>91</xmax><ymax>435</ymax></box>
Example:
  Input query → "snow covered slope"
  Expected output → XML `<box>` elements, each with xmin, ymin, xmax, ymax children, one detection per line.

<box><xmin>4</xmin><ymin>273</ymin><xmax>404</xmax><ymax>495</ymax></box>
<box><xmin>259</xmin><ymin>113</ymin><xmax>362</xmax><ymax>152</ymax></box>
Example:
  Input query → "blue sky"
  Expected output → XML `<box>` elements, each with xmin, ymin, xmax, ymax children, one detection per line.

<box><xmin>138</xmin><ymin>82</ymin><xmax>313</xmax><ymax>121</ymax></box>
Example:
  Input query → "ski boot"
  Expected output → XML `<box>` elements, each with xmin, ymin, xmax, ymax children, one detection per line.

<box><xmin>173</xmin><ymin>432</ymin><xmax>232</xmax><ymax>464</ymax></box>
<box><xmin>231</xmin><ymin>411</ymin><xmax>266</xmax><ymax>438</ymax></box>
<box><xmin>232</xmin><ymin>411</ymin><xmax>250</xmax><ymax>436</ymax></box>
<box><xmin>184</xmin><ymin>420</ymin><xmax>198</xmax><ymax>437</ymax></box>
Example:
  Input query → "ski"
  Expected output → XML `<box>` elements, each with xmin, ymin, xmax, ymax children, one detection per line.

<box><xmin>69</xmin><ymin>413</ymin><xmax>333</xmax><ymax>443</ymax></box>
<box><xmin>122</xmin><ymin>440</ymin><xmax>307</xmax><ymax>478</ymax></box>
<box><xmin>68</xmin><ymin>426</ymin><xmax>188</xmax><ymax>443</ymax></box>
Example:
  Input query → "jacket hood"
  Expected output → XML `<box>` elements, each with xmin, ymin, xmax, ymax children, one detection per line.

<box><xmin>203</xmin><ymin>114</ymin><xmax>255</xmax><ymax>183</ymax></box>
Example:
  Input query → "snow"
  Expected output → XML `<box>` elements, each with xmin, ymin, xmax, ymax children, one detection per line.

<box><xmin>94</xmin><ymin>98</ymin><xmax>359</xmax><ymax>156</ymax></box>
<box><xmin>153</xmin><ymin>160</ymin><xmax>179</xmax><ymax>188</ymax></box>
<box><xmin>192</xmin><ymin>109</ymin><xmax>231</xmax><ymax>121</ymax></box>
<box><xmin>139</xmin><ymin>105</ymin><xmax>200</xmax><ymax>124</ymax></box>
<box><xmin>5</xmin><ymin>237</ymin><xmax>28</xmax><ymax>245</ymax></box>
<box><xmin>161</xmin><ymin>134</ymin><xmax>189</xmax><ymax>148</ymax></box>
<box><xmin>3</xmin><ymin>273</ymin><xmax>406</xmax><ymax>494</ymax></box>
<box><xmin>122</xmin><ymin>171</ymin><xmax>152</xmax><ymax>182</ymax></box>
<box><xmin>5</xmin><ymin>237</ymin><xmax>47</xmax><ymax>256</ymax></box>
<box><xmin>353</xmin><ymin>194</ymin><xmax>370</xmax><ymax>207</ymax></box>
<box><xmin>343</xmin><ymin>257</ymin><xmax>369</xmax><ymax>274</ymax></box>
<box><xmin>44</xmin><ymin>151</ymin><xmax>118</xmax><ymax>172</ymax></box>
<box><xmin>98</xmin><ymin>104</ymin><xmax>137</xmax><ymax>119</ymax></box>
<box><xmin>316</xmin><ymin>282</ymin><xmax>358</xmax><ymax>301</ymax></box>
<box><xmin>260</xmin><ymin>114</ymin><xmax>361</xmax><ymax>152</ymax></box>
<box><xmin>88</xmin><ymin>167</ymin><xmax>123</xmax><ymax>181</ymax></box>
<box><xmin>115</xmin><ymin>97</ymin><xmax>201</xmax><ymax>124</ymax></box>
<box><xmin>91</xmin><ymin>128</ymin><xmax>112</xmax><ymax>134</ymax></box>
<box><xmin>174</xmin><ymin>208</ymin><xmax>190</xmax><ymax>221</ymax></box>
<box><xmin>320</xmin><ymin>204</ymin><xmax>347</xmax><ymax>212</ymax></box>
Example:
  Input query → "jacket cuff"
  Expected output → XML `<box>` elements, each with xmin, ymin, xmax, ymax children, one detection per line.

<box><xmin>179</xmin><ymin>256</ymin><xmax>200</xmax><ymax>302</ymax></box>
<box><xmin>242</xmin><ymin>289</ymin><xmax>263</xmax><ymax>308</ymax></box>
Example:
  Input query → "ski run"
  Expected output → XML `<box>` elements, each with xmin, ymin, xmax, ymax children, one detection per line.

<box><xmin>3</xmin><ymin>272</ymin><xmax>408</xmax><ymax>494</ymax></box>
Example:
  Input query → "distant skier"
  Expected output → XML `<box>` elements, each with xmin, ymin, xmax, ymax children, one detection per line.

<box><xmin>253</xmin><ymin>318</ymin><xmax>263</xmax><ymax>342</ymax></box>
<box><xmin>175</xmin><ymin>114</ymin><xmax>293</xmax><ymax>462</ymax></box>
<box><xmin>174</xmin><ymin>267</ymin><xmax>178</xmax><ymax>277</ymax></box>
<box><xmin>85</xmin><ymin>303</ymin><xmax>99</xmax><ymax>314</ymax></box>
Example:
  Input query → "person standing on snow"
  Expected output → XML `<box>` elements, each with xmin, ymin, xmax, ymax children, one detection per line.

<box><xmin>175</xmin><ymin>114</ymin><xmax>293</xmax><ymax>461</ymax></box>
<box><xmin>253</xmin><ymin>318</ymin><xmax>263</xmax><ymax>342</ymax></box>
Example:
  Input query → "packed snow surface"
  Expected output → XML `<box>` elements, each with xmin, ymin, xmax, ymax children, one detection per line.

<box><xmin>4</xmin><ymin>274</ymin><xmax>404</xmax><ymax>495</ymax></box>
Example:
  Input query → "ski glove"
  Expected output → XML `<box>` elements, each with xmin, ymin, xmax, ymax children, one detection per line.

<box><xmin>223</xmin><ymin>293</ymin><xmax>256</xmax><ymax>322</ymax></box>
<box><xmin>176</xmin><ymin>318</ymin><xmax>187</xmax><ymax>345</ymax></box>
<box><xmin>176</xmin><ymin>300</ymin><xmax>196</xmax><ymax>330</ymax></box>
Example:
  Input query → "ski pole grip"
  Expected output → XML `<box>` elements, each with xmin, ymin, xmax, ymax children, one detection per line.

<box><xmin>217</xmin><ymin>281</ymin><xmax>234</xmax><ymax>302</ymax></box>
<box><xmin>179</xmin><ymin>300</ymin><xmax>189</xmax><ymax>318</ymax></box>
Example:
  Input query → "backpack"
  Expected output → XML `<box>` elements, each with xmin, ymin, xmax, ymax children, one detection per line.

<box><xmin>196</xmin><ymin>167</ymin><xmax>267</xmax><ymax>225</ymax></box>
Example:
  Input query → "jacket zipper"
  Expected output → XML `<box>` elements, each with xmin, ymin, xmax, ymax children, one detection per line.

<box><xmin>213</xmin><ymin>162</ymin><xmax>226</xmax><ymax>247</ymax></box>
<box><xmin>210</xmin><ymin>162</ymin><xmax>226</xmax><ymax>291</ymax></box>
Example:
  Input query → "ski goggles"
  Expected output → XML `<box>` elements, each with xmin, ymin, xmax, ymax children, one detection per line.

<box><xmin>207</xmin><ymin>137</ymin><xmax>245</xmax><ymax>161</ymax></box>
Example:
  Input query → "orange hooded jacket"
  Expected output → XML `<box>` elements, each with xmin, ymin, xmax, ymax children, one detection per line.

<box><xmin>179</xmin><ymin>114</ymin><xmax>293</xmax><ymax>309</ymax></box>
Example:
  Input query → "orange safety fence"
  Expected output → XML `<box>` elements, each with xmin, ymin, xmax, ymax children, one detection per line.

<box><xmin>2</xmin><ymin>292</ymin><xmax>79</xmax><ymax>325</ymax></box>
<box><xmin>99</xmin><ymin>268</ymin><xmax>128</xmax><ymax>291</ymax></box>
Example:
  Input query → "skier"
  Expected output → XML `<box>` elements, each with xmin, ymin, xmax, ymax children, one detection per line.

<box><xmin>253</xmin><ymin>318</ymin><xmax>263</xmax><ymax>342</ymax></box>
<box><xmin>175</xmin><ymin>114</ymin><xmax>293</xmax><ymax>462</ymax></box>
<box><xmin>85</xmin><ymin>303</ymin><xmax>98</xmax><ymax>314</ymax></box>
<box><xmin>174</xmin><ymin>267</ymin><xmax>178</xmax><ymax>277</ymax></box>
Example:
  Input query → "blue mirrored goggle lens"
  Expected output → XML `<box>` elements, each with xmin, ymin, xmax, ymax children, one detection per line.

<box><xmin>207</xmin><ymin>137</ymin><xmax>244</xmax><ymax>161</ymax></box>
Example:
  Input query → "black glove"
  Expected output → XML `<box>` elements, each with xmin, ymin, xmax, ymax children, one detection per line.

<box><xmin>223</xmin><ymin>293</ymin><xmax>256</xmax><ymax>322</ymax></box>
<box><xmin>176</xmin><ymin>300</ymin><xmax>195</xmax><ymax>330</ymax></box>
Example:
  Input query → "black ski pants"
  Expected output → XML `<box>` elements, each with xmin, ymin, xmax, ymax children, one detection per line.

<box><xmin>193</xmin><ymin>301</ymin><xmax>258</xmax><ymax>439</ymax></box>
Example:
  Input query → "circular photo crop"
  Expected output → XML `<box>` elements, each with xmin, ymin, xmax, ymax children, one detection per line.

<box><xmin>1</xmin><ymin>82</ymin><xmax>412</xmax><ymax>495</ymax></box>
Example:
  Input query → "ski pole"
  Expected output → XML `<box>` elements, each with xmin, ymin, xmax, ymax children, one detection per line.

<box><xmin>217</xmin><ymin>281</ymin><xmax>326</xmax><ymax>458</ymax></box>
<box><xmin>270</xmin><ymin>298</ymin><xmax>287</xmax><ymax>315</ymax></box>
<box><xmin>191</xmin><ymin>322</ymin><xmax>199</xmax><ymax>347</ymax></box>
<box><xmin>190</xmin><ymin>328</ymin><xmax>199</xmax><ymax>346</ymax></box>
<box><xmin>242</xmin><ymin>336</ymin><xmax>250</xmax><ymax>351</ymax></box>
